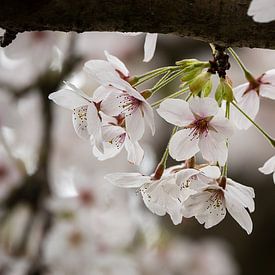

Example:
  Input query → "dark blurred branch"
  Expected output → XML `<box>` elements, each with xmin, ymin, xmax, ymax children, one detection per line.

<box><xmin>0</xmin><ymin>0</ymin><xmax>275</xmax><ymax>49</ymax></box>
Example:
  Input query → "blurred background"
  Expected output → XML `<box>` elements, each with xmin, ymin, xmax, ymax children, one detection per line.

<box><xmin>0</xmin><ymin>31</ymin><xmax>274</xmax><ymax>275</ymax></box>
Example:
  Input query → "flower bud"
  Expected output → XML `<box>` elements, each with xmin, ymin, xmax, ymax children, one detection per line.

<box><xmin>189</xmin><ymin>71</ymin><xmax>212</xmax><ymax>95</ymax></box>
<box><xmin>215</xmin><ymin>78</ymin><xmax>234</xmax><ymax>106</ymax></box>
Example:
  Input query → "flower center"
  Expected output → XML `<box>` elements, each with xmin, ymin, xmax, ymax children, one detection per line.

<box><xmin>117</xmin><ymin>94</ymin><xmax>140</xmax><ymax>116</ymax></box>
<box><xmin>186</xmin><ymin>117</ymin><xmax>211</xmax><ymax>139</ymax></box>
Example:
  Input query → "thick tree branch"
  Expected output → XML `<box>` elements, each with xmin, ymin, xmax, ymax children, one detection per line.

<box><xmin>0</xmin><ymin>0</ymin><xmax>274</xmax><ymax>49</ymax></box>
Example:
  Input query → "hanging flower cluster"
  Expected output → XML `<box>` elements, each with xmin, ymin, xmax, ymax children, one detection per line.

<box><xmin>49</xmin><ymin>44</ymin><xmax>275</xmax><ymax>235</ymax></box>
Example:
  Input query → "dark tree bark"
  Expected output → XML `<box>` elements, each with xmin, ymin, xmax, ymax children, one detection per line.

<box><xmin>0</xmin><ymin>0</ymin><xmax>274</xmax><ymax>49</ymax></box>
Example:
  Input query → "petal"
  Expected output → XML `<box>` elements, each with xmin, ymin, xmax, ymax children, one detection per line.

<box><xmin>189</xmin><ymin>97</ymin><xmax>218</xmax><ymax>118</ymax></box>
<box><xmin>258</xmin><ymin>155</ymin><xmax>275</xmax><ymax>175</ymax></box>
<box><xmin>224</xmin><ymin>191</ymin><xmax>253</xmax><ymax>234</ymax></box>
<box><xmin>200</xmin><ymin>165</ymin><xmax>221</xmax><ymax>179</ymax></box>
<box><xmin>210</xmin><ymin>109</ymin><xmax>235</xmax><ymax>138</ymax></box>
<box><xmin>49</xmin><ymin>89</ymin><xmax>88</xmax><ymax>110</ymax></box>
<box><xmin>72</xmin><ymin>106</ymin><xmax>90</xmax><ymax>139</ymax></box>
<box><xmin>105</xmin><ymin>173</ymin><xmax>149</xmax><ymax>188</ymax></box>
<box><xmin>230</xmin><ymin>90</ymin><xmax>260</xmax><ymax>130</ymax></box>
<box><xmin>100</xmin><ymin>89</ymin><xmax>124</xmax><ymax>116</ymax></box>
<box><xmin>157</xmin><ymin>99</ymin><xmax>194</xmax><ymax>127</ymax></box>
<box><xmin>125</xmin><ymin>108</ymin><xmax>145</xmax><ymax>141</ymax></box>
<box><xmin>124</xmin><ymin>137</ymin><xmax>144</xmax><ymax>165</ymax></box>
<box><xmin>104</xmin><ymin>50</ymin><xmax>129</xmax><ymax>77</ymax></box>
<box><xmin>87</xmin><ymin>104</ymin><xmax>103</xmax><ymax>153</ymax></box>
<box><xmin>142</xmin><ymin>102</ymin><xmax>155</xmax><ymax>135</ymax></box>
<box><xmin>169</xmin><ymin>129</ymin><xmax>200</xmax><ymax>161</ymax></box>
<box><xmin>143</xmin><ymin>33</ymin><xmax>158</xmax><ymax>62</ymax></box>
<box><xmin>233</xmin><ymin>83</ymin><xmax>249</xmax><ymax>101</ymax></box>
<box><xmin>259</xmin><ymin>83</ymin><xmax>275</xmax><ymax>100</ymax></box>
<box><xmin>102</xmin><ymin>125</ymin><xmax>125</xmax><ymax>142</ymax></box>
<box><xmin>92</xmin><ymin>85</ymin><xmax>116</xmax><ymax>103</ymax></box>
<box><xmin>176</xmin><ymin>169</ymin><xmax>200</xmax><ymax>186</ymax></box>
<box><xmin>248</xmin><ymin>0</ymin><xmax>275</xmax><ymax>23</ymax></box>
<box><xmin>93</xmin><ymin>140</ymin><xmax>123</xmax><ymax>161</ymax></box>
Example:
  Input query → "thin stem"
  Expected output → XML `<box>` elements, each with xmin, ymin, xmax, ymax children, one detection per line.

<box><xmin>222</xmin><ymin>101</ymin><xmax>230</xmax><ymax>177</ymax></box>
<box><xmin>151</xmin><ymin>69</ymin><xmax>183</xmax><ymax>95</ymax></box>
<box><xmin>231</xmin><ymin>101</ymin><xmax>275</xmax><ymax>147</ymax></box>
<box><xmin>151</xmin><ymin>87</ymin><xmax>189</xmax><ymax>108</ymax></box>
<box><xmin>228</xmin><ymin>48</ymin><xmax>255</xmax><ymax>81</ymax></box>
<box><xmin>160</xmin><ymin>126</ymin><xmax>178</xmax><ymax>168</ymax></box>
<box><xmin>133</xmin><ymin>66</ymin><xmax>179</xmax><ymax>87</ymax></box>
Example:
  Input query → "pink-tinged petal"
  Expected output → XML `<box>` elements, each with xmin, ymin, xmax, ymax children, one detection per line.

<box><xmin>104</xmin><ymin>50</ymin><xmax>129</xmax><ymax>77</ymax></box>
<box><xmin>105</xmin><ymin>173</ymin><xmax>149</xmax><ymax>188</ymax></box>
<box><xmin>200</xmin><ymin>166</ymin><xmax>221</xmax><ymax>179</ymax></box>
<box><xmin>87</xmin><ymin>104</ymin><xmax>103</xmax><ymax>153</ymax></box>
<box><xmin>72</xmin><ymin>106</ymin><xmax>90</xmax><ymax>139</ymax></box>
<box><xmin>100</xmin><ymin>90</ymin><xmax>124</xmax><ymax>116</ymax></box>
<box><xmin>176</xmin><ymin>169</ymin><xmax>200</xmax><ymax>186</ymax></box>
<box><xmin>199</xmin><ymin>131</ymin><xmax>228</xmax><ymax>165</ymax></box>
<box><xmin>84</xmin><ymin>60</ymin><xmax>126</xmax><ymax>90</ymax></box>
<box><xmin>64</xmin><ymin>82</ymin><xmax>91</xmax><ymax>101</ymax></box>
<box><xmin>93</xmin><ymin>86</ymin><xmax>117</xmax><ymax>103</ymax></box>
<box><xmin>231</xmin><ymin>91</ymin><xmax>260</xmax><ymax>130</ymax></box>
<box><xmin>124</xmin><ymin>137</ymin><xmax>144</xmax><ymax>165</ymax></box>
<box><xmin>210</xmin><ymin>110</ymin><xmax>235</xmax><ymax>138</ymax></box>
<box><xmin>183</xmin><ymin>191</ymin><xmax>214</xmax><ymax>218</ymax></box>
<box><xmin>259</xmin><ymin>83</ymin><xmax>275</xmax><ymax>100</ymax></box>
<box><xmin>261</xmin><ymin>69</ymin><xmax>275</xmax><ymax>83</ymax></box>
<box><xmin>169</xmin><ymin>129</ymin><xmax>200</xmax><ymax>161</ymax></box>
<box><xmin>125</xmin><ymin>108</ymin><xmax>145</xmax><ymax>141</ymax></box>
<box><xmin>142</xmin><ymin>102</ymin><xmax>155</xmax><ymax>135</ymax></box>
<box><xmin>259</xmin><ymin>155</ymin><xmax>275</xmax><ymax>175</ymax></box>
<box><xmin>233</xmin><ymin>83</ymin><xmax>249</xmax><ymax>101</ymax></box>
<box><xmin>196</xmin><ymin>198</ymin><xmax>226</xmax><ymax>229</ymax></box>
<box><xmin>123</xmin><ymin>83</ymin><xmax>145</xmax><ymax>102</ymax></box>
<box><xmin>92</xmin><ymin>140</ymin><xmax>123</xmax><ymax>160</ymax></box>
<box><xmin>157</xmin><ymin>99</ymin><xmax>194</xmax><ymax>127</ymax></box>
<box><xmin>226</xmin><ymin>178</ymin><xmax>255</xmax><ymax>199</ymax></box>
<box><xmin>224</xmin><ymin>191</ymin><xmax>253</xmax><ymax>234</ymax></box>
<box><xmin>226</xmin><ymin>184</ymin><xmax>255</xmax><ymax>213</ymax></box>
<box><xmin>143</xmin><ymin>33</ymin><xmax>158</xmax><ymax>62</ymax></box>
<box><xmin>101</xmin><ymin>125</ymin><xmax>125</xmax><ymax>142</ymax></box>
<box><xmin>248</xmin><ymin>0</ymin><xmax>275</xmax><ymax>23</ymax></box>
<box><xmin>189</xmin><ymin>97</ymin><xmax>218</xmax><ymax>118</ymax></box>
<box><xmin>49</xmin><ymin>89</ymin><xmax>89</xmax><ymax>110</ymax></box>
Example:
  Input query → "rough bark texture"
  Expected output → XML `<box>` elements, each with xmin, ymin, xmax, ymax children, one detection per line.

<box><xmin>0</xmin><ymin>0</ymin><xmax>275</xmax><ymax>49</ymax></box>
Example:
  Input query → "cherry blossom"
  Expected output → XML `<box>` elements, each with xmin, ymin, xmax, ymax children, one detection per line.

<box><xmin>157</xmin><ymin>97</ymin><xmax>234</xmax><ymax>165</ymax></box>
<box><xmin>105</xmin><ymin>165</ymin><xmax>220</xmax><ymax>225</ymax></box>
<box><xmin>92</xmin><ymin>113</ymin><xmax>144</xmax><ymax>165</ymax></box>
<box><xmin>231</xmin><ymin>69</ymin><xmax>275</xmax><ymax>130</ymax></box>
<box><xmin>85</xmin><ymin>51</ymin><xmax>155</xmax><ymax>140</ymax></box>
<box><xmin>248</xmin><ymin>0</ymin><xmax>275</xmax><ymax>23</ymax></box>
<box><xmin>48</xmin><ymin>82</ymin><xmax>104</xmax><ymax>152</ymax></box>
<box><xmin>259</xmin><ymin>155</ymin><xmax>275</xmax><ymax>183</ymax></box>
<box><xmin>183</xmin><ymin>176</ymin><xmax>255</xmax><ymax>234</ymax></box>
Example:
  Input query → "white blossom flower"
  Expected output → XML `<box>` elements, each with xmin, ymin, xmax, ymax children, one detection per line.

<box><xmin>183</xmin><ymin>176</ymin><xmax>255</xmax><ymax>234</ymax></box>
<box><xmin>157</xmin><ymin>97</ymin><xmax>234</xmax><ymax>165</ymax></box>
<box><xmin>100</xmin><ymin>86</ymin><xmax>155</xmax><ymax>141</ymax></box>
<box><xmin>248</xmin><ymin>0</ymin><xmax>275</xmax><ymax>23</ymax></box>
<box><xmin>92</xmin><ymin>113</ymin><xmax>144</xmax><ymax>165</ymax></box>
<box><xmin>85</xmin><ymin>51</ymin><xmax>155</xmax><ymax>140</ymax></box>
<box><xmin>49</xmin><ymin>82</ymin><xmax>104</xmax><ymax>152</ymax></box>
<box><xmin>259</xmin><ymin>155</ymin><xmax>275</xmax><ymax>183</ymax></box>
<box><xmin>231</xmin><ymin>69</ymin><xmax>275</xmax><ymax>129</ymax></box>
<box><xmin>105</xmin><ymin>165</ymin><xmax>220</xmax><ymax>225</ymax></box>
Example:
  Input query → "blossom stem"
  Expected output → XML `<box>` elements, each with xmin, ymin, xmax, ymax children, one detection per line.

<box><xmin>151</xmin><ymin>69</ymin><xmax>184</xmax><ymax>95</ymax></box>
<box><xmin>160</xmin><ymin>126</ymin><xmax>178</xmax><ymax>168</ymax></box>
<box><xmin>133</xmin><ymin>66</ymin><xmax>179</xmax><ymax>87</ymax></box>
<box><xmin>151</xmin><ymin>87</ymin><xmax>189</xmax><ymax>108</ymax></box>
<box><xmin>222</xmin><ymin>101</ymin><xmax>231</xmax><ymax>177</ymax></box>
<box><xmin>231</xmin><ymin>101</ymin><xmax>275</xmax><ymax>147</ymax></box>
<box><xmin>227</xmin><ymin>48</ymin><xmax>255</xmax><ymax>82</ymax></box>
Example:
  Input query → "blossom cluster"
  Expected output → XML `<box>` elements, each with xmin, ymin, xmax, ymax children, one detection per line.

<box><xmin>49</xmin><ymin>46</ymin><xmax>275</xmax><ymax>235</ymax></box>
